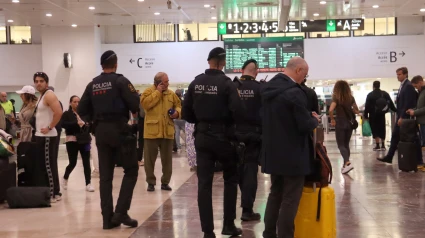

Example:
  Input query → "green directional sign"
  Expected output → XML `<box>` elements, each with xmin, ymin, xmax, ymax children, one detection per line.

<box><xmin>326</xmin><ymin>19</ymin><xmax>336</xmax><ymax>32</ymax></box>
<box><xmin>218</xmin><ymin>22</ymin><xmax>227</xmax><ymax>35</ymax></box>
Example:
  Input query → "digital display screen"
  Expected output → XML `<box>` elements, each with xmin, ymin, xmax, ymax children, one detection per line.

<box><xmin>218</xmin><ymin>19</ymin><xmax>363</xmax><ymax>35</ymax></box>
<box><xmin>224</xmin><ymin>37</ymin><xmax>304</xmax><ymax>73</ymax></box>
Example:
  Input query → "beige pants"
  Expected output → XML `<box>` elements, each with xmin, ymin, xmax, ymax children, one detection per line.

<box><xmin>144</xmin><ymin>139</ymin><xmax>173</xmax><ymax>185</ymax></box>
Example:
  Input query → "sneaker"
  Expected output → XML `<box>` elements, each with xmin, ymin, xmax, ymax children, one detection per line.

<box><xmin>50</xmin><ymin>197</ymin><xmax>57</xmax><ymax>203</ymax></box>
<box><xmin>55</xmin><ymin>194</ymin><xmax>62</xmax><ymax>201</ymax></box>
<box><xmin>341</xmin><ymin>163</ymin><xmax>354</xmax><ymax>174</ymax></box>
<box><xmin>62</xmin><ymin>178</ymin><xmax>68</xmax><ymax>190</ymax></box>
<box><xmin>373</xmin><ymin>146</ymin><xmax>380</xmax><ymax>151</ymax></box>
<box><xmin>380</xmin><ymin>147</ymin><xmax>386</xmax><ymax>151</ymax></box>
<box><xmin>86</xmin><ymin>184</ymin><xmax>95</xmax><ymax>192</ymax></box>
<box><xmin>91</xmin><ymin>170</ymin><xmax>100</xmax><ymax>178</ymax></box>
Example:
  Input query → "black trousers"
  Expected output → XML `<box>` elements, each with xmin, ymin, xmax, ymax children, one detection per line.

<box><xmin>95</xmin><ymin>122</ymin><xmax>139</xmax><ymax>223</ymax></box>
<box><xmin>64</xmin><ymin>142</ymin><xmax>92</xmax><ymax>185</ymax></box>
<box><xmin>238</xmin><ymin>142</ymin><xmax>260</xmax><ymax>210</ymax></box>
<box><xmin>137</xmin><ymin>117</ymin><xmax>144</xmax><ymax>162</ymax></box>
<box><xmin>263</xmin><ymin>175</ymin><xmax>305</xmax><ymax>238</ymax></box>
<box><xmin>369</xmin><ymin>115</ymin><xmax>386</xmax><ymax>139</ymax></box>
<box><xmin>195</xmin><ymin>132</ymin><xmax>238</xmax><ymax>233</ymax></box>
<box><xmin>34</xmin><ymin>136</ymin><xmax>60</xmax><ymax>198</ymax></box>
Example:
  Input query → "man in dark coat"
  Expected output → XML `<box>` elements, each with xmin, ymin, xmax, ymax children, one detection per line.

<box><xmin>261</xmin><ymin>57</ymin><xmax>319</xmax><ymax>238</ymax></box>
<box><xmin>300</xmin><ymin>78</ymin><xmax>319</xmax><ymax>114</ymax></box>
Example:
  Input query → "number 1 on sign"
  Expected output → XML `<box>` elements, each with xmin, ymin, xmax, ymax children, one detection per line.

<box><xmin>233</xmin><ymin>23</ymin><xmax>240</xmax><ymax>33</ymax></box>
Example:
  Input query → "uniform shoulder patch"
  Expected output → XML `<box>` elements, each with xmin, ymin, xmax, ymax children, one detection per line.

<box><xmin>128</xmin><ymin>84</ymin><xmax>136</xmax><ymax>93</ymax></box>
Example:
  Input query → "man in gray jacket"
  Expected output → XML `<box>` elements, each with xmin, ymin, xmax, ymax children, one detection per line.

<box><xmin>407</xmin><ymin>75</ymin><xmax>425</xmax><ymax>147</ymax></box>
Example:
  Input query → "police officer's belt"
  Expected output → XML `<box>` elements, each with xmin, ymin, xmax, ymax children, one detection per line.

<box><xmin>235</xmin><ymin>124</ymin><xmax>261</xmax><ymax>133</ymax></box>
<box><xmin>196</xmin><ymin>122</ymin><xmax>227</xmax><ymax>133</ymax></box>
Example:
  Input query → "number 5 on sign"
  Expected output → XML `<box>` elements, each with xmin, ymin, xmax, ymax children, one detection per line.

<box><xmin>272</xmin><ymin>22</ymin><xmax>278</xmax><ymax>32</ymax></box>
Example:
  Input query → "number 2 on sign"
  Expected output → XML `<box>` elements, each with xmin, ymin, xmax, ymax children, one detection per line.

<box><xmin>243</xmin><ymin>23</ymin><xmax>249</xmax><ymax>33</ymax></box>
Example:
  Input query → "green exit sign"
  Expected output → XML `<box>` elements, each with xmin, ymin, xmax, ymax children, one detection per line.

<box><xmin>218</xmin><ymin>22</ymin><xmax>227</xmax><ymax>35</ymax></box>
<box><xmin>326</xmin><ymin>19</ymin><xmax>336</xmax><ymax>32</ymax></box>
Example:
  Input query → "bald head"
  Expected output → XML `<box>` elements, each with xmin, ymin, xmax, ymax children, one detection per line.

<box><xmin>242</xmin><ymin>62</ymin><xmax>259</xmax><ymax>78</ymax></box>
<box><xmin>284</xmin><ymin>57</ymin><xmax>309</xmax><ymax>84</ymax></box>
<box><xmin>0</xmin><ymin>92</ymin><xmax>7</xmax><ymax>103</ymax></box>
<box><xmin>154</xmin><ymin>72</ymin><xmax>169</xmax><ymax>90</ymax></box>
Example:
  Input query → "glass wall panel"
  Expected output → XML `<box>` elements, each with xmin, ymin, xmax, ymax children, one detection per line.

<box><xmin>10</xmin><ymin>26</ymin><xmax>31</xmax><ymax>44</ymax></box>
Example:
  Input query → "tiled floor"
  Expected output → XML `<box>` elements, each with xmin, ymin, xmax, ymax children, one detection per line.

<box><xmin>2</xmin><ymin>132</ymin><xmax>425</xmax><ymax>238</ymax></box>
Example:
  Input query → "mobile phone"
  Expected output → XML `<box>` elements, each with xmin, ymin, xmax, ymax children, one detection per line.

<box><xmin>318</xmin><ymin>114</ymin><xmax>324</xmax><ymax>119</ymax></box>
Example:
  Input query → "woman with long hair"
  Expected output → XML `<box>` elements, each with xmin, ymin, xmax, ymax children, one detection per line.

<box><xmin>329</xmin><ymin>80</ymin><xmax>359</xmax><ymax>174</ymax></box>
<box><xmin>61</xmin><ymin>95</ymin><xmax>94</xmax><ymax>192</ymax></box>
<box><xmin>15</xmin><ymin>86</ymin><xmax>38</xmax><ymax>142</ymax></box>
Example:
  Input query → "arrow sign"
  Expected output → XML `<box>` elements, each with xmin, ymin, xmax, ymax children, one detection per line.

<box><xmin>217</xmin><ymin>22</ymin><xmax>227</xmax><ymax>35</ymax></box>
<box><xmin>129</xmin><ymin>58</ymin><xmax>135</xmax><ymax>64</ymax></box>
<box><xmin>399</xmin><ymin>51</ymin><xmax>405</xmax><ymax>57</ymax></box>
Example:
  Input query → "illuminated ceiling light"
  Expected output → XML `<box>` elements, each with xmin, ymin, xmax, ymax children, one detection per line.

<box><xmin>211</xmin><ymin>16</ymin><xmax>217</xmax><ymax>20</ymax></box>
<box><xmin>12</xmin><ymin>0</ymin><xmax>19</xmax><ymax>3</ymax></box>
<box><xmin>313</xmin><ymin>13</ymin><xmax>319</xmax><ymax>16</ymax></box>
<box><xmin>46</xmin><ymin>13</ymin><xmax>52</xmax><ymax>17</ymax></box>
<box><xmin>204</xmin><ymin>4</ymin><xmax>210</xmax><ymax>8</ymax></box>
<box><xmin>138</xmin><ymin>0</ymin><xmax>144</xmax><ymax>1</ymax></box>
<box><xmin>372</xmin><ymin>5</ymin><xmax>379</xmax><ymax>8</ymax></box>
<box><xmin>7</xmin><ymin>20</ymin><xmax>13</xmax><ymax>23</ymax></box>
<box><xmin>420</xmin><ymin>9</ymin><xmax>425</xmax><ymax>12</ymax></box>
<box><xmin>71</xmin><ymin>24</ymin><xmax>77</xmax><ymax>27</ymax></box>
<box><xmin>89</xmin><ymin>6</ymin><xmax>95</xmax><ymax>10</ymax></box>
<box><xmin>154</xmin><ymin>12</ymin><xmax>160</xmax><ymax>15</ymax></box>
<box><xmin>320</xmin><ymin>1</ymin><xmax>326</xmax><ymax>4</ymax></box>
<box><xmin>211</xmin><ymin>6</ymin><xmax>216</xmax><ymax>10</ymax></box>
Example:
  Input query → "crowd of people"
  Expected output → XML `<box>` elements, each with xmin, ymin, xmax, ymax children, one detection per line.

<box><xmin>1</xmin><ymin>48</ymin><xmax>424</xmax><ymax>238</ymax></box>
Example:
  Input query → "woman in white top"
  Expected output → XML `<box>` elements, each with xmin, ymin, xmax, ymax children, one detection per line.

<box><xmin>14</xmin><ymin>86</ymin><xmax>37</xmax><ymax>142</ymax></box>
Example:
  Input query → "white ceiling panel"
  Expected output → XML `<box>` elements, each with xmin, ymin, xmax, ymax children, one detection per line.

<box><xmin>0</xmin><ymin>0</ymin><xmax>424</xmax><ymax>27</ymax></box>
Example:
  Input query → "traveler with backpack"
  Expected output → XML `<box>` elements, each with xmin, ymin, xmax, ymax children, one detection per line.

<box><xmin>329</xmin><ymin>80</ymin><xmax>360</xmax><ymax>174</ymax></box>
<box><xmin>364</xmin><ymin>81</ymin><xmax>396</xmax><ymax>151</ymax></box>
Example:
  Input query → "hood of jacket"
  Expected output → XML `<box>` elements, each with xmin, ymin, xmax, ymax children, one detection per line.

<box><xmin>261</xmin><ymin>73</ymin><xmax>299</xmax><ymax>102</ymax></box>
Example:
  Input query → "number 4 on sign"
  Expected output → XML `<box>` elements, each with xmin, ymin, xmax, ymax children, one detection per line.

<box><xmin>262</xmin><ymin>23</ymin><xmax>269</xmax><ymax>32</ymax></box>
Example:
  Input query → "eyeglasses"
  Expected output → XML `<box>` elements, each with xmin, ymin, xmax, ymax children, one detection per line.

<box><xmin>34</xmin><ymin>72</ymin><xmax>48</xmax><ymax>81</ymax></box>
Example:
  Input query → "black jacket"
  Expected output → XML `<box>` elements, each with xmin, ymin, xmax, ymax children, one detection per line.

<box><xmin>61</xmin><ymin>110</ymin><xmax>84</xmax><ymax>136</ymax></box>
<box><xmin>301</xmin><ymin>83</ymin><xmax>319</xmax><ymax>114</ymax></box>
<box><xmin>364</xmin><ymin>89</ymin><xmax>396</xmax><ymax>119</ymax></box>
<box><xmin>260</xmin><ymin>73</ymin><xmax>318</xmax><ymax>176</ymax></box>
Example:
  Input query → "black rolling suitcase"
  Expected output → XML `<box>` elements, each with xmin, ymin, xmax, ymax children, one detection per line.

<box><xmin>17</xmin><ymin>142</ymin><xmax>37</xmax><ymax>186</ymax></box>
<box><xmin>0</xmin><ymin>160</ymin><xmax>17</xmax><ymax>203</ymax></box>
<box><xmin>398</xmin><ymin>142</ymin><xmax>418</xmax><ymax>172</ymax></box>
<box><xmin>400</xmin><ymin>119</ymin><xmax>418</xmax><ymax>142</ymax></box>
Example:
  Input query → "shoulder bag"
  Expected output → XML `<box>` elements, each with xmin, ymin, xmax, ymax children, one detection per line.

<box><xmin>28</xmin><ymin>90</ymin><xmax>50</xmax><ymax>130</ymax></box>
<box><xmin>341</xmin><ymin>104</ymin><xmax>358</xmax><ymax>130</ymax></box>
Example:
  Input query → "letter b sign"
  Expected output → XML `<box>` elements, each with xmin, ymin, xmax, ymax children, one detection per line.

<box><xmin>390</xmin><ymin>51</ymin><xmax>397</xmax><ymax>63</ymax></box>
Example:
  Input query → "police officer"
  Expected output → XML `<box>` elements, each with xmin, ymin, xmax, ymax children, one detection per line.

<box><xmin>182</xmin><ymin>47</ymin><xmax>244</xmax><ymax>238</ymax></box>
<box><xmin>78</xmin><ymin>50</ymin><xmax>140</xmax><ymax>230</ymax></box>
<box><xmin>233</xmin><ymin>59</ymin><xmax>262</xmax><ymax>221</ymax></box>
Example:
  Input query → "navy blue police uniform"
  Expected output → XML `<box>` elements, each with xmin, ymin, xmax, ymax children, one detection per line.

<box><xmin>233</xmin><ymin>59</ymin><xmax>263</xmax><ymax>221</ymax></box>
<box><xmin>182</xmin><ymin>47</ymin><xmax>245</xmax><ymax>237</ymax></box>
<box><xmin>78</xmin><ymin>50</ymin><xmax>140</xmax><ymax>229</ymax></box>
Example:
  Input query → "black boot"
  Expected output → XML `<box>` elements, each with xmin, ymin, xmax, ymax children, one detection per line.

<box><xmin>241</xmin><ymin>212</ymin><xmax>261</xmax><ymax>221</ymax></box>
<box><xmin>103</xmin><ymin>214</ymin><xmax>120</xmax><ymax>230</ymax></box>
<box><xmin>111</xmin><ymin>213</ymin><xmax>138</xmax><ymax>228</ymax></box>
<box><xmin>377</xmin><ymin>155</ymin><xmax>392</xmax><ymax>164</ymax></box>
<box><xmin>203</xmin><ymin>232</ymin><xmax>216</xmax><ymax>238</ymax></box>
<box><xmin>221</xmin><ymin>220</ymin><xmax>242</xmax><ymax>236</ymax></box>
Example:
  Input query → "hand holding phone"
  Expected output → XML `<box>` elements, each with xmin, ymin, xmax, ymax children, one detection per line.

<box><xmin>156</xmin><ymin>82</ymin><xmax>165</xmax><ymax>93</ymax></box>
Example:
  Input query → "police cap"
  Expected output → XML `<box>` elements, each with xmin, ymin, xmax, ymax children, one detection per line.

<box><xmin>242</xmin><ymin>59</ymin><xmax>258</xmax><ymax>70</ymax></box>
<box><xmin>101</xmin><ymin>50</ymin><xmax>117</xmax><ymax>65</ymax></box>
<box><xmin>207</xmin><ymin>47</ymin><xmax>226</xmax><ymax>61</ymax></box>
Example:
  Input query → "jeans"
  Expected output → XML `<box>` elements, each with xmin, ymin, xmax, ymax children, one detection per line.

<box><xmin>174</xmin><ymin>119</ymin><xmax>186</xmax><ymax>149</ymax></box>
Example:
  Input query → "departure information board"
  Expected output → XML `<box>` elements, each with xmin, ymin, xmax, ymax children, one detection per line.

<box><xmin>224</xmin><ymin>37</ymin><xmax>304</xmax><ymax>73</ymax></box>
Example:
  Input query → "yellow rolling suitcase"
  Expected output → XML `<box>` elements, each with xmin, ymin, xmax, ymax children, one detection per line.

<box><xmin>294</xmin><ymin>186</ymin><xmax>336</xmax><ymax>238</ymax></box>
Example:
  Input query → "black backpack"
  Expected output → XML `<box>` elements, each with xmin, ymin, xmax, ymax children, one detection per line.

<box><xmin>375</xmin><ymin>92</ymin><xmax>389</xmax><ymax>114</ymax></box>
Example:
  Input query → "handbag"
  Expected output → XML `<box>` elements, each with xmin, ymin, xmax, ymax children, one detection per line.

<box><xmin>341</xmin><ymin>104</ymin><xmax>358</xmax><ymax>130</ymax></box>
<box><xmin>29</xmin><ymin>90</ymin><xmax>50</xmax><ymax>130</ymax></box>
<box><xmin>76</xmin><ymin>125</ymin><xmax>92</xmax><ymax>144</ymax></box>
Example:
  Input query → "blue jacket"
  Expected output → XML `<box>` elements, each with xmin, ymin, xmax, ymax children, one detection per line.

<box><xmin>260</xmin><ymin>73</ymin><xmax>318</xmax><ymax>176</ymax></box>
<box><xmin>396</xmin><ymin>79</ymin><xmax>418</xmax><ymax>121</ymax></box>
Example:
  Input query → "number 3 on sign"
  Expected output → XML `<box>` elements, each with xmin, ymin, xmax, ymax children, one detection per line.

<box><xmin>262</xmin><ymin>23</ymin><xmax>269</xmax><ymax>32</ymax></box>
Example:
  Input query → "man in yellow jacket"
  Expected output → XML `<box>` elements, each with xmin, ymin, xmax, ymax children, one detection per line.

<box><xmin>141</xmin><ymin>72</ymin><xmax>182</xmax><ymax>192</ymax></box>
